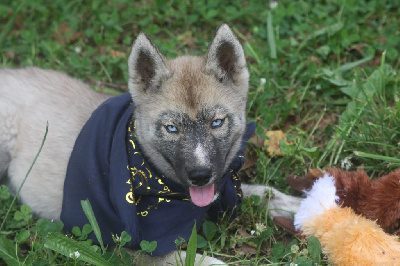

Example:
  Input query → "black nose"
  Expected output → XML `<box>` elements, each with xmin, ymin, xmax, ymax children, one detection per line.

<box><xmin>189</xmin><ymin>168</ymin><xmax>212</xmax><ymax>186</ymax></box>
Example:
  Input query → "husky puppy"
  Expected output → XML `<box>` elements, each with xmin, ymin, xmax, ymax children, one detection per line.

<box><xmin>0</xmin><ymin>24</ymin><xmax>300</xmax><ymax>265</ymax></box>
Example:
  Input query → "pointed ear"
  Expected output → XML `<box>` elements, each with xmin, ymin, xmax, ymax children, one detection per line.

<box><xmin>128</xmin><ymin>33</ymin><xmax>171</xmax><ymax>94</ymax></box>
<box><xmin>205</xmin><ymin>24</ymin><xmax>248</xmax><ymax>85</ymax></box>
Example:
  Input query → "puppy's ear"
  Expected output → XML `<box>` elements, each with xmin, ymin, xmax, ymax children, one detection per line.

<box><xmin>205</xmin><ymin>24</ymin><xmax>248</xmax><ymax>86</ymax></box>
<box><xmin>128</xmin><ymin>33</ymin><xmax>171</xmax><ymax>94</ymax></box>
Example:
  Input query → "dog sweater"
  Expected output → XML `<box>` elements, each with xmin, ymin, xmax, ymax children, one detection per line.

<box><xmin>61</xmin><ymin>93</ymin><xmax>255</xmax><ymax>255</ymax></box>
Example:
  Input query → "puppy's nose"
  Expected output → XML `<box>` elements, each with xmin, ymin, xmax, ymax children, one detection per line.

<box><xmin>189</xmin><ymin>168</ymin><xmax>212</xmax><ymax>186</ymax></box>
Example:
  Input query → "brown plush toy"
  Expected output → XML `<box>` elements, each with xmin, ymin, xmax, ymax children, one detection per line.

<box><xmin>272</xmin><ymin>168</ymin><xmax>400</xmax><ymax>264</ymax></box>
<box><xmin>326</xmin><ymin>168</ymin><xmax>400</xmax><ymax>232</ymax></box>
<box><xmin>293</xmin><ymin>169</ymin><xmax>400</xmax><ymax>265</ymax></box>
<box><xmin>284</xmin><ymin>168</ymin><xmax>400</xmax><ymax>232</ymax></box>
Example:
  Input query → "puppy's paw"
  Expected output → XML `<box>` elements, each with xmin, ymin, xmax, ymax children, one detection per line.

<box><xmin>199</xmin><ymin>256</ymin><xmax>226</xmax><ymax>265</ymax></box>
<box><xmin>242</xmin><ymin>184</ymin><xmax>302</xmax><ymax>219</ymax></box>
<box><xmin>142</xmin><ymin>250</ymin><xmax>226</xmax><ymax>266</ymax></box>
<box><xmin>267</xmin><ymin>186</ymin><xmax>302</xmax><ymax>219</ymax></box>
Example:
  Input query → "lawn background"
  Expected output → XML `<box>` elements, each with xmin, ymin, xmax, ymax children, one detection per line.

<box><xmin>1</xmin><ymin>0</ymin><xmax>399</xmax><ymax>265</ymax></box>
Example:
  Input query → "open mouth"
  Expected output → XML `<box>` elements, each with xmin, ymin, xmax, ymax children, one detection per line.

<box><xmin>189</xmin><ymin>183</ymin><xmax>215</xmax><ymax>207</ymax></box>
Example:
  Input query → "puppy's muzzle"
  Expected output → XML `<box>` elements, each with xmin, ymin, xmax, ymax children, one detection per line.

<box><xmin>189</xmin><ymin>168</ymin><xmax>212</xmax><ymax>186</ymax></box>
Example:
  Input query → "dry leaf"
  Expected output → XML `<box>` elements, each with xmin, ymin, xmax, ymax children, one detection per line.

<box><xmin>240</xmin><ymin>243</ymin><xmax>257</xmax><ymax>255</ymax></box>
<box><xmin>54</xmin><ymin>22</ymin><xmax>81</xmax><ymax>44</ymax></box>
<box><xmin>306</xmin><ymin>168</ymin><xmax>324</xmax><ymax>179</ymax></box>
<box><xmin>110</xmin><ymin>49</ymin><xmax>126</xmax><ymax>59</ymax></box>
<box><xmin>264</xmin><ymin>130</ymin><xmax>287</xmax><ymax>157</ymax></box>
<box><xmin>238</xmin><ymin>229</ymin><xmax>250</xmax><ymax>238</ymax></box>
<box><xmin>273</xmin><ymin>216</ymin><xmax>298</xmax><ymax>236</ymax></box>
<box><xmin>241</xmin><ymin>147</ymin><xmax>258</xmax><ymax>170</ymax></box>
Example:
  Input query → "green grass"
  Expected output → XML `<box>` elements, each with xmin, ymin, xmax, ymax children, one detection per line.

<box><xmin>1</xmin><ymin>0</ymin><xmax>399</xmax><ymax>265</ymax></box>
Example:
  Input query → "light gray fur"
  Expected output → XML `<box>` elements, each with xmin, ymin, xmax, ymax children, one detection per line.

<box><xmin>241</xmin><ymin>184</ymin><xmax>301</xmax><ymax>218</ymax></box>
<box><xmin>205</xmin><ymin>24</ymin><xmax>249</xmax><ymax>87</ymax></box>
<box><xmin>0</xmin><ymin>68</ymin><xmax>109</xmax><ymax>219</ymax></box>
<box><xmin>128</xmin><ymin>32</ymin><xmax>172</xmax><ymax>94</ymax></box>
<box><xmin>0</xmin><ymin>25</ymin><xmax>301</xmax><ymax>265</ymax></box>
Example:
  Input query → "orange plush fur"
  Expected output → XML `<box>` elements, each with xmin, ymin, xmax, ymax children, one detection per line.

<box><xmin>302</xmin><ymin>206</ymin><xmax>400</xmax><ymax>265</ymax></box>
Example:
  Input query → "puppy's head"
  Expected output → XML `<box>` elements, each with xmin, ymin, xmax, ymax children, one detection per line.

<box><xmin>128</xmin><ymin>24</ymin><xmax>249</xmax><ymax>207</ymax></box>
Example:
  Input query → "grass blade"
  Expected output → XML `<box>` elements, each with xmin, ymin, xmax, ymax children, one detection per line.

<box><xmin>298</xmin><ymin>22</ymin><xmax>344</xmax><ymax>51</ymax></box>
<box><xmin>354</xmin><ymin>151</ymin><xmax>400</xmax><ymax>163</ymax></box>
<box><xmin>245</xmin><ymin>42</ymin><xmax>261</xmax><ymax>64</ymax></box>
<box><xmin>0</xmin><ymin>123</ymin><xmax>48</xmax><ymax>231</ymax></box>
<box><xmin>80</xmin><ymin>200</ymin><xmax>106</xmax><ymax>254</ymax></box>
<box><xmin>44</xmin><ymin>232</ymin><xmax>112</xmax><ymax>266</ymax></box>
<box><xmin>0</xmin><ymin>235</ymin><xmax>21</xmax><ymax>265</ymax></box>
<box><xmin>267</xmin><ymin>11</ymin><xmax>277</xmax><ymax>60</ymax></box>
<box><xmin>196</xmin><ymin>252</ymin><xmax>207</xmax><ymax>266</ymax></box>
<box><xmin>185</xmin><ymin>222</ymin><xmax>197</xmax><ymax>266</ymax></box>
<box><xmin>338</xmin><ymin>55</ymin><xmax>373</xmax><ymax>72</ymax></box>
<box><xmin>0</xmin><ymin>1</ymin><xmax>24</xmax><ymax>47</ymax></box>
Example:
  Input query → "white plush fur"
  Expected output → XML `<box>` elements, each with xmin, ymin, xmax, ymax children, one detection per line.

<box><xmin>294</xmin><ymin>174</ymin><xmax>339</xmax><ymax>231</ymax></box>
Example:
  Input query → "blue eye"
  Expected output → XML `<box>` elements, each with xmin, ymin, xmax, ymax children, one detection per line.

<box><xmin>165</xmin><ymin>125</ymin><xmax>178</xmax><ymax>133</ymax></box>
<box><xmin>211</xmin><ymin>118</ymin><xmax>224</xmax><ymax>128</ymax></box>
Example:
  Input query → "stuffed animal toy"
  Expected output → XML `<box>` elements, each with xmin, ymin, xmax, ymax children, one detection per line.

<box><xmin>326</xmin><ymin>168</ymin><xmax>400</xmax><ymax>232</ymax></box>
<box><xmin>294</xmin><ymin>170</ymin><xmax>400</xmax><ymax>265</ymax></box>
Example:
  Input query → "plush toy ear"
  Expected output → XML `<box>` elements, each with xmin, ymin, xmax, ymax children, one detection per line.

<box><xmin>205</xmin><ymin>24</ymin><xmax>248</xmax><ymax>85</ymax></box>
<box><xmin>128</xmin><ymin>33</ymin><xmax>172</xmax><ymax>94</ymax></box>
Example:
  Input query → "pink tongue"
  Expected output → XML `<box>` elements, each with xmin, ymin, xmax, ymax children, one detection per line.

<box><xmin>189</xmin><ymin>184</ymin><xmax>215</xmax><ymax>207</ymax></box>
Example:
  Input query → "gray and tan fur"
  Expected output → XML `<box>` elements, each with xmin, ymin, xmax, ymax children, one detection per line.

<box><xmin>0</xmin><ymin>24</ymin><xmax>300</xmax><ymax>265</ymax></box>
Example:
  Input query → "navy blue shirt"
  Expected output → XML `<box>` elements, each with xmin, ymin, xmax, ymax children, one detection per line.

<box><xmin>61</xmin><ymin>93</ymin><xmax>255</xmax><ymax>255</ymax></box>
